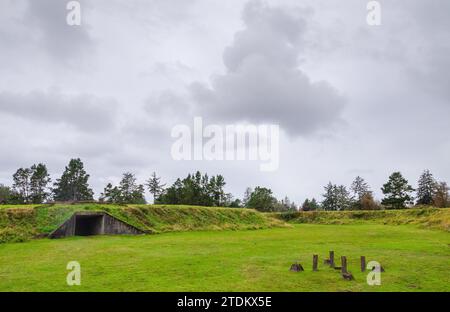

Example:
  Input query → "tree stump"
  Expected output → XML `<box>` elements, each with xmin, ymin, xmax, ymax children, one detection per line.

<box><xmin>313</xmin><ymin>255</ymin><xmax>318</xmax><ymax>271</ymax></box>
<box><xmin>290</xmin><ymin>263</ymin><xmax>304</xmax><ymax>272</ymax></box>
<box><xmin>342</xmin><ymin>272</ymin><xmax>354</xmax><ymax>281</ymax></box>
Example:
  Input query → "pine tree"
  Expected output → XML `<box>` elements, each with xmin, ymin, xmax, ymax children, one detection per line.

<box><xmin>416</xmin><ymin>170</ymin><xmax>436</xmax><ymax>205</ymax></box>
<box><xmin>322</xmin><ymin>182</ymin><xmax>338</xmax><ymax>211</ymax></box>
<box><xmin>101</xmin><ymin>173</ymin><xmax>146</xmax><ymax>204</ymax></box>
<box><xmin>350</xmin><ymin>176</ymin><xmax>372</xmax><ymax>210</ymax></box>
<box><xmin>0</xmin><ymin>184</ymin><xmax>12</xmax><ymax>204</ymax></box>
<box><xmin>209</xmin><ymin>175</ymin><xmax>226</xmax><ymax>206</ymax></box>
<box><xmin>381</xmin><ymin>172</ymin><xmax>414</xmax><ymax>209</ymax></box>
<box><xmin>100</xmin><ymin>183</ymin><xmax>121</xmax><ymax>203</ymax></box>
<box><xmin>12</xmin><ymin>167</ymin><xmax>32</xmax><ymax>203</ymax></box>
<box><xmin>53</xmin><ymin>158</ymin><xmax>94</xmax><ymax>202</ymax></box>
<box><xmin>246</xmin><ymin>187</ymin><xmax>277</xmax><ymax>212</ymax></box>
<box><xmin>351</xmin><ymin>176</ymin><xmax>371</xmax><ymax>200</ymax></box>
<box><xmin>322</xmin><ymin>183</ymin><xmax>352</xmax><ymax>211</ymax></box>
<box><xmin>146</xmin><ymin>172</ymin><xmax>165</xmax><ymax>203</ymax></box>
<box><xmin>310</xmin><ymin>198</ymin><xmax>320</xmax><ymax>210</ymax></box>
<box><xmin>336</xmin><ymin>185</ymin><xmax>352</xmax><ymax>211</ymax></box>
<box><xmin>156</xmin><ymin>171</ymin><xmax>230</xmax><ymax>207</ymax></box>
<box><xmin>243</xmin><ymin>187</ymin><xmax>253</xmax><ymax>207</ymax></box>
<box><xmin>30</xmin><ymin>163</ymin><xmax>51</xmax><ymax>203</ymax></box>
<box><xmin>119</xmin><ymin>172</ymin><xmax>146</xmax><ymax>204</ymax></box>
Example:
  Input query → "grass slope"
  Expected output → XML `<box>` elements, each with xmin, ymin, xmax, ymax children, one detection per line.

<box><xmin>0</xmin><ymin>224</ymin><xmax>448</xmax><ymax>291</ymax></box>
<box><xmin>0</xmin><ymin>204</ymin><xmax>284</xmax><ymax>243</ymax></box>
<box><xmin>274</xmin><ymin>208</ymin><xmax>450</xmax><ymax>232</ymax></box>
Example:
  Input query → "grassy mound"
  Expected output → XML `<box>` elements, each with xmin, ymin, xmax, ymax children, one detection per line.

<box><xmin>273</xmin><ymin>208</ymin><xmax>450</xmax><ymax>232</ymax></box>
<box><xmin>0</xmin><ymin>204</ymin><xmax>285</xmax><ymax>243</ymax></box>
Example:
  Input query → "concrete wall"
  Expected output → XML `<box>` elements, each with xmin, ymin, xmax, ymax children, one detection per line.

<box><xmin>50</xmin><ymin>211</ymin><xmax>144</xmax><ymax>238</ymax></box>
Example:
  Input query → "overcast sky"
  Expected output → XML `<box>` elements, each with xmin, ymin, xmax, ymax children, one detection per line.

<box><xmin>1</xmin><ymin>0</ymin><xmax>449</xmax><ymax>204</ymax></box>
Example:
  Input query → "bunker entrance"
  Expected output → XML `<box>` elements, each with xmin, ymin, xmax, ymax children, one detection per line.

<box><xmin>74</xmin><ymin>215</ymin><xmax>104</xmax><ymax>236</ymax></box>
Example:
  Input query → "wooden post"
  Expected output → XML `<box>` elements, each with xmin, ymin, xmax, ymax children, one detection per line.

<box><xmin>341</xmin><ymin>256</ymin><xmax>348</xmax><ymax>274</ymax></box>
<box><xmin>313</xmin><ymin>255</ymin><xmax>318</xmax><ymax>271</ymax></box>
<box><xmin>329</xmin><ymin>251</ymin><xmax>335</xmax><ymax>268</ymax></box>
<box><xmin>361</xmin><ymin>256</ymin><xmax>366</xmax><ymax>272</ymax></box>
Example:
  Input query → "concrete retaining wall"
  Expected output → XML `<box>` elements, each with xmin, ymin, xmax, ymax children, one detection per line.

<box><xmin>49</xmin><ymin>211</ymin><xmax>144</xmax><ymax>238</ymax></box>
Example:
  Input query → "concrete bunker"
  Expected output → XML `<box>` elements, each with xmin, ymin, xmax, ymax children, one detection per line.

<box><xmin>75</xmin><ymin>214</ymin><xmax>104</xmax><ymax>236</ymax></box>
<box><xmin>50</xmin><ymin>211</ymin><xmax>144</xmax><ymax>239</ymax></box>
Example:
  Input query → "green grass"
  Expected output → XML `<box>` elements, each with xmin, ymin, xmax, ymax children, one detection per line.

<box><xmin>0</xmin><ymin>204</ymin><xmax>284</xmax><ymax>243</ymax></box>
<box><xmin>0</xmin><ymin>224</ymin><xmax>448</xmax><ymax>292</ymax></box>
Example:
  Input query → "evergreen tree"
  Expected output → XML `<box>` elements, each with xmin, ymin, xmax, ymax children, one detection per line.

<box><xmin>209</xmin><ymin>175</ymin><xmax>226</xmax><ymax>206</ymax></box>
<box><xmin>100</xmin><ymin>183</ymin><xmax>121</xmax><ymax>203</ymax></box>
<box><xmin>301</xmin><ymin>198</ymin><xmax>311</xmax><ymax>211</ymax></box>
<box><xmin>158</xmin><ymin>178</ymin><xmax>183</xmax><ymax>204</ymax></box>
<box><xmin>336</xmin><ymin>185</ymin><xmax>353</xmax><ymax>210</ymax></box>
<box><xmin>275</xmin><ymin>196</ymin><xmax>295</xmax><ymax>212</ymax></box>
<box><xmin>243</xmin><ymin>187</ymin><xmax>253</xmax><ymax>207</ymax></box>
<box><xmin>416</xmin><ymin>170</ymin><xmax>436</xmax><ymax>205</ymax></box>
<box><xmin>53</xmin><ymin>158</ymin><xmax>94</xmax><ymax>202</ymax></box>
<box><xmin>350</xmin><ymin>176</ymin><xmax>372</xmax><ymax>210</ymax></box>
<box><xmin>246</xmin><ymin>187</ymin><xmax>277</xmax><ymax>212</ymax></box>
<box><xmin>146</xmin><ymin>172</ymin><xmax>165</xmax><ymax>203</ymax></box>
<box><xmin>119</xmin><ymin>172</ymin><xmax>146</xmax><ymax>204</ymax></box>
<box><xmin>12</xmin><ymin>167</ymin><xmax>32</xmax><ymax>203</ymax></box>
<box><xmin>322</xmin><ymin>182</ymin><xmax>352</xmax><ymax>211</ymax></box>
<box><xmin>227</xmin><ymin>198</ymin><xmax>242</xmax><ymax>208</ymax></box>
<box><xmin>157</xmin><ymin>171</ymin><xmax>230</xmax><ymax>207</ymax></box>
<box><xmin>30</xmin><ymin>163</ymin><xmax>51</xmax><ymax>203</ymax></box>
<box><xmin>310</xmin><ymin>198</ymin><xmax>320</xmax><ymax>211</ymax></box>
<box><xmin>381</xmin><ymin>172</ymin><xmax>414</xmax><ymax>209</ymax></box>
<box><xmin>322</xmin><ymin>182</ymin><xmax>338</xmax><ymax>211</ymax></box>
<box><xmin>351</xmin><ymin>176</ymin><xmax>371</xmax><ymax>200</ymax></box>
<box><xmin>0</xmin><ymin>184</ymin><xmax>12</xmax><ymax>204</ymax></box>
<box><xmin>101</xmin><ymin>173</ymin><xmax>146</xmax><ymax>204</ymax></box>
<box><xmin>302</xmin><ymin>198</ymin><xmax>320</xmax><ymax>211</ymax></box>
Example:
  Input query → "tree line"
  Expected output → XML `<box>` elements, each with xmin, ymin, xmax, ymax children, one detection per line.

<box><xmin>302</xmin><ymin>170</ymin><xmax>449</xmax><ymax>211</ymax></box>
<box><xmin>0</xmin><ymin>158</ymin><xmax>449</xmax><ymax>211</ymax></box>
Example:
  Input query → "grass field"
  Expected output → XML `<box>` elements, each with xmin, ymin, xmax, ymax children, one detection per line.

<box><xmin>0</xmin><ymin>224</ymin><xmax>448</xmax><ymax>292</ymax></box>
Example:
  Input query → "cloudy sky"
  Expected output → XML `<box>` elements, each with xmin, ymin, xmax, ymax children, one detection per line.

<box><xmin>1</xmin><ymin>0</ymin><xmax>449</xmax><ymax>204</ymax></box>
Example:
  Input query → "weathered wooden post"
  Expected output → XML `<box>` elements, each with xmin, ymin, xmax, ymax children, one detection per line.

<box><xmin>361</xmin><ymin>256</ymin><xmax>366</xmax><ymax>272</ymax></box>
<box><xmin>341</xmin><ymin>256</ymin><xmax>354</xmax><ymax>280</ymax></box>
<box><xmin>341</xmin><ymin>256</ymin><xmax>348</xmax><ymax>274</ymax></box>
<box><xmin>313</xmin><ymin>255</ymin><xmax>318</xmax><ymax>271</ymax></box>
<box><xmin>330</xmin><ymin>251</ymin><xmax>335</xmax><ymax>268</ymax></box>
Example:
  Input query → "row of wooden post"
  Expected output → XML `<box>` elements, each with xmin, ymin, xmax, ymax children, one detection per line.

<box><xmin>293</xmin><ymin>251</ymin><xmax>373</xmax><ymax>280</ymax></box>
<box><xmin>310</xmin><ymin>251</ymin><xmax>367</xmax><ymax>272</ymax></box>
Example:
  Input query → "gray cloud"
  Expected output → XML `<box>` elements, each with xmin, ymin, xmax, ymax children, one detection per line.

<box><xmin>0</xmin><ymin>89</ymin><xmax>117</xmax><ymax>132</ymax></box>
<box><xmin>145</xmin><ymin>90</ymin><xmax>192</xmax><ymax>121</ymax></box>
<box><xmin>189</xmin><ymin>0</ymin><xmax>345</xmax><ymax>136</ymax></box>
<box><xmin>25</xmin><ymin>0</ymin><xmax>93</xmax><ymax>62</ymax></box>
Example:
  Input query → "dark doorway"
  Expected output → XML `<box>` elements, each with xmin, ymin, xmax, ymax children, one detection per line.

<box><xmin>74</xmin><ymin>215</ymin><xmax>104</xmax><ymax>236</ymax></box>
